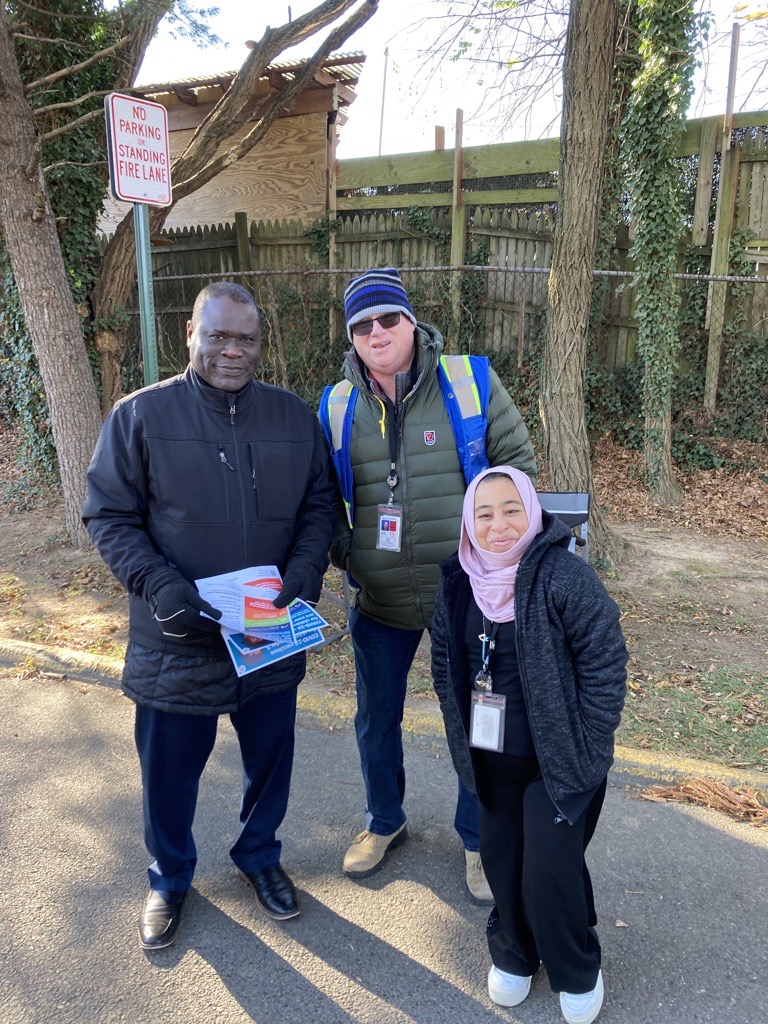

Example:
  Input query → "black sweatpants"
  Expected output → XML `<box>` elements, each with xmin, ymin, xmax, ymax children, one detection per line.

<box><xmin>474</xmin><ymin>752</ymin><xmax>606</xmax><ymax>994</ymax></box>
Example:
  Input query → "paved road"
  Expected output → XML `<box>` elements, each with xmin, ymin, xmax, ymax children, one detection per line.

<box><xmin>1</xmin><ymin>668</ymin><xmax>766</xmax><ymax>1024</ymax></box>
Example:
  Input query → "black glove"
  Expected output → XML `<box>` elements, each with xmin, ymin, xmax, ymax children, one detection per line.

<box><xmin>146</xmin><ymin>569</ymin><xmax>222</xmax><ymax>638</ymax></box>
<box><xmin>272</xmin><ymin>566</ymin><xmax>321</xmax><ymax>609</ymax></box>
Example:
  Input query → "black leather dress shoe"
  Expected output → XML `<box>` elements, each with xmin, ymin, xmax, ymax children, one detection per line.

<box><xmin>138</xmin><ymin>889</ymin><xmax>187</xmax><ymax>950</ymax></box>
<box><xmin>237</xmin><ymin>864</ymin><xmax>300</xmax><ymax>920</ymax></box>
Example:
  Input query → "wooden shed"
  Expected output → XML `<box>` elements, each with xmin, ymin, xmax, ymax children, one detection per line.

<box><xmin>98</xmin><ymin>51</ymin><xmax>364</xmax><ymax>235</ymax></box>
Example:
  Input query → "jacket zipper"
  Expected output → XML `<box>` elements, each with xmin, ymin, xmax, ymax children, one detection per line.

<box><xmin>398</xmin><ymin>389</ymin><xmax>424</xmax><ymax>622</ymax></box>
<box><xmin>228</xmin><ymin>396</ymin><xmax>249</xmax><ymax>711</ymax></box>
<box><xmin>513</xmin><ymin>588</ymin><xmax>572</xmax><ymax>825</ymax></box>
<box><xmin>228</xmin><ymin>398</ymin><xmax>250</xmax><ymax>563</ymax></box>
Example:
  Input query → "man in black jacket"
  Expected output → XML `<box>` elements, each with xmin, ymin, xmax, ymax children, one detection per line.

<box><xmin>83</xmin><ymin>282</ymin><xmax>335</xmax><ymax>949</ymax></box>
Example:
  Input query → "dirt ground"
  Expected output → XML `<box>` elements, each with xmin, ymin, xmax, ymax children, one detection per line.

<box><xmin>1</xmin><ymin>427</ymin><xmax>766</xmax><ymax>774</ymax></box>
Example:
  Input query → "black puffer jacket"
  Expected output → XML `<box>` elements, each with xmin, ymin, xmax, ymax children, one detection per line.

<box><xmin>431</xmin><ymin>514</ymin><xmax>628</xmax><ymax>821</ymax></box>
<box><xmin>83</xmin><ymin>366</ymin><xmax>335</xmax><ymax>712</ymax></box>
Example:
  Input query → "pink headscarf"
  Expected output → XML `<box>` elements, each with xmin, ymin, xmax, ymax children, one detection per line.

<box><xmin>458</xmin><ymin>466</ymin><xmax>543</xmax><ymax>623</ymax></box>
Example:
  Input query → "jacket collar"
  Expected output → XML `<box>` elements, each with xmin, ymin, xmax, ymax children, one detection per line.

<box><xmin>185</xmin><ymin>365</ymin><xmax>257</xmax><ymax>413</ymax></box>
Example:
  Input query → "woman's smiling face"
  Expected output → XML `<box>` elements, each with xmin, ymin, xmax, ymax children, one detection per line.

<box><xmin>473</xmin><ymin>475</ymin><xmax>529</xmax><ymax>552</ymax></box>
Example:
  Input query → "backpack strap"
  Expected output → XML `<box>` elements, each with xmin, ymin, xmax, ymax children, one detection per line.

<box><xmin>319</xmin><ymin>380</ymin><xmax>358</xmax><ymax>528</ymax></box>
<box><xmin>319</xmin><ymin>354</ymin><xmax>492</xmax><ymax>527</ymax></box>
<box><xmin>437</xmin><ymin>354</ymin><xmax>491</xmax><ymax>484</ymax></box>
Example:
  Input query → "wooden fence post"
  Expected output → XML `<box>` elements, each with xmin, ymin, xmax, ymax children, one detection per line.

<box><xmin>704</xmin><ymin>25</ymin><xmax>742</xmax><ymax>415</ymax></box>
<box><xmin>235</xmin><ymin>211</ymin><xmax>251</xmax><ymax>284</ymax></box>
<box><xmin>328</xmin><ymin>112</ymin><xmax>340</xmax><ymax>351</ymax></box>
<box><xmin>692</xmin><ymin>118</ymin><xmax>719</xmax><ymax>247</ymax></box>
<box><xmin>450</xmin><ymin>109</ymin><xmax>466</xmax><ymax>347</ymax></box>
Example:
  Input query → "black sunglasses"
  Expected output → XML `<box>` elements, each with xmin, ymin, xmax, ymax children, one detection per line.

<box><xmin>351</xmin><ymin>311</ymin><xmax>402</xmax><ymax>336</ymax></box>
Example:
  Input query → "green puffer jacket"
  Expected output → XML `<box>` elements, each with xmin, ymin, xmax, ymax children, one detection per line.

<box><xmin>328</xmin><ymin>322</ymin><xmax>537</xmax><ymax>630</ymax></box>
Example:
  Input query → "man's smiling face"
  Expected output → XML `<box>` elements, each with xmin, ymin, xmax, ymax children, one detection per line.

<box><xmin>187</xmin><ymin>295</ymin><xmax>261</xmax><ymax>392</ymax></box>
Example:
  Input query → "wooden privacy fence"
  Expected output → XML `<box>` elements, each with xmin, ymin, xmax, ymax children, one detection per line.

<box><xmin>109</xmin><ymin>110</ymin><xmax>768</xmax><ymax>393</ymax></box>
<box><xmin>120</xmin><ymin>266</ymin><xmax>766</xmax><ymax>436</ymax></box>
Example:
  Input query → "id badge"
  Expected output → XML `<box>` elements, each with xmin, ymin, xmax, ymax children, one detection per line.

<box><xmin>377</xmin><ymin>503</ymin><xmax>403</xmax><ymax>552</ymax></box>
<box><xmin>469</xmin><ymin>691</ymin><xmax>506</xmax><ymax>752</ymax></box>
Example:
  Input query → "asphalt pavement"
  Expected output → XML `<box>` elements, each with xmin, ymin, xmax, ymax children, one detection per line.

<box><xmin>0</xmin><ymin>652</ymin><xmax>766</xmax><ymax>1024</ymax></box>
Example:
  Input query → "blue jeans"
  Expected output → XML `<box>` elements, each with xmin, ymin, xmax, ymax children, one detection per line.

<box><xmin>135</xmin><ymin>688</ymin><xmax>297</xmax><ymax>891</ymax></box>
<box><xmin>350</xmin><ymin>607</ymin><xmax>480</xmax><ymax>848</ymax></box>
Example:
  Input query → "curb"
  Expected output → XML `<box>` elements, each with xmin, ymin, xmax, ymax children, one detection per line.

<box><xmin>2</xmin><ymin>639</ymin><xmax>765</xmax><ymax>797</ymax></box>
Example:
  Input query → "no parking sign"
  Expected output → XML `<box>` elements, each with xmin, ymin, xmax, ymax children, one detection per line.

<box><xmin>104</xmin><ymin>93</ymin><xmax>172</xmax><ymax>206</ymax></box>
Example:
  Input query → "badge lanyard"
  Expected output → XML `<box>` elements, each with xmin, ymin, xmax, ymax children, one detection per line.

<box><xmin>377</xmin><ymin>400</ymin><xmax>403</xmax><ymax>552</ymax></box>
<box><xmin>469</xmin><ymin>616</ymin><xmax>506</xmax><ymax>752</ymax></box>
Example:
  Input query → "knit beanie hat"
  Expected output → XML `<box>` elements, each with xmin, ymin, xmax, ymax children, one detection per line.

<box><xmin>344</xmin><ymin>268</ymin><xmax>417</xmax><ymax>340</ymax></box>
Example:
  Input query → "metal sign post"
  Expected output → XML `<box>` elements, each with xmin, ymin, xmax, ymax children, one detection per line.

<box><xmin>104</xmin><ymin>93</ymin><xmax>172</xmax><ymax>387</ymax></box>
<box><xmin>133</xmin><ymin>203</ymin><xmax>159</xmax><ymax>384</ymax></box>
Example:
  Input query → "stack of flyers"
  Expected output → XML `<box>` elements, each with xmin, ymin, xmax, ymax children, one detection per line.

<box><xmin>195</xmin><ymin>565</ymin><xmax>329</xmax><ymax>676</ymax></box>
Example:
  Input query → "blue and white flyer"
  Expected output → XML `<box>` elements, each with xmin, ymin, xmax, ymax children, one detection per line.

<box><xmin>195</xmin><ymin>565</ymin><xmax>329</xmax><ymax>676</ymax></box>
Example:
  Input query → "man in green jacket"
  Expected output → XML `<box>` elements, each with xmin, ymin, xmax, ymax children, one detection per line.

<box><xmin>326</xmin><ymin>268</ymin><xmax>537</xmax><ymax>899</ymax></box>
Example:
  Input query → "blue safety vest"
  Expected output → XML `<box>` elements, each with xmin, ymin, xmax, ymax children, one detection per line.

<box><xmin>319</xmin><ymin>354</ymin><xmax>491</xmax><ymax>528</ymax></box>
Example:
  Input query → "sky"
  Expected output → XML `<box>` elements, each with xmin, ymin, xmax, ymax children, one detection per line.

<box><xmin>135</xmin><ymin>0</ymin><xmax>767</xmax><ymax>160</ymax></box>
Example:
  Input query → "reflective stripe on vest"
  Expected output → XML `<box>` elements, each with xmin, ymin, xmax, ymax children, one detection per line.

<box><xmin>325</xmin><ymin>379</ymin><xmax>356</xmax><ymax>455</ymax></box>
<box><xmin>438</xmin><ymin>354</ymin><xmax>483</xmax><ymax>418</ymax></box>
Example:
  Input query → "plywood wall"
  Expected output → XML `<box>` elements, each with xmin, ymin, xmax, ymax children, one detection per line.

<box><xmin>98</xmin><ymin>112</ymin><xmax>328</xmax><ymax>235</ymax></box>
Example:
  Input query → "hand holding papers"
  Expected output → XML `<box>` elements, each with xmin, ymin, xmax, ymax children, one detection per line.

<box><xmin>195</xmin><ymin>565</ymin><xmax>328</xmax><ymax>675</ymax></box>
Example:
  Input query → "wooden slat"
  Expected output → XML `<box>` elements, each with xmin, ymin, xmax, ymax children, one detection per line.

<box><xmin>337</xmin><ymin>188</ymin><xmax>559</xmax><ymax>211</ymax></box>
<box><xmin>337</xmin><ymin>137</ymin><xmax>560</xmax><ymax>191</ymax></box>
<box><xmin>692</xmin><ymin>118</ymin><xmax>719</xmax><ymax>245</ymax></box>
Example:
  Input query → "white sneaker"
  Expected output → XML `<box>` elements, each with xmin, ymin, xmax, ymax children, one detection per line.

<box><xmin>487</xmin><ymin>965</ymin><xmax>532</xmax><ymax>1007</ymax></box>
<box><xmin>464</xmin><ymin>850</ymin><xmax>494</xmax><ymax>904</ymax></box>
<box><xmin>560</xmin><ymin>970</ymin><xmax>604</xmax><ymax>1024</ymax></box>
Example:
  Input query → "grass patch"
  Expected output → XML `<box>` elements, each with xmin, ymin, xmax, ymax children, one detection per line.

<box><xmin>620</xmin><ymin>666</ymin><xmax>767</xmax><ymax>770</ymax></box>
<box><xmin>0</xmin><ymin>573</ymin><xmax>24</xmax><ymax>609</ymax></box>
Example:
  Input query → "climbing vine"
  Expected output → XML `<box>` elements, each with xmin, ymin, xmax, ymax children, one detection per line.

<box><xmin>620</xmin><ymin>0</ymin><xmax>705</xmax><ymax>498</ymax></box>
<box><xmin>0</xmin><ymin>1</ymin><xmax>113</xmax><ymax>489</ymax></box>
<box><xmin>0</xmin><ymin>1</ymin><xmax>216</xmax><ymax>489</ymax></box>
<box><xmin>304</xmin><ymin>213</ymin><xmax>343</xmax><ymax>264</ymax></box>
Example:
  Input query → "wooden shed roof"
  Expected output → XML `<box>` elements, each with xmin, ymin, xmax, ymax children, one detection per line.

<box><xmin>134</xmin><ymin>51</ymin><xmax>365</xmax><ymax>130</ymax></box>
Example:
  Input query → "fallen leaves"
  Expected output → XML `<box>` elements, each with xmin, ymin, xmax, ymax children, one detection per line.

<box><xmin>590</xmin><ymin>436</ymin><xmax>768</xmax><ymax>541</ymax></box>
<box><xmin>639</xmin><ymin>779</ymin><xmax>768</xmax><ymax>826</ymax></box>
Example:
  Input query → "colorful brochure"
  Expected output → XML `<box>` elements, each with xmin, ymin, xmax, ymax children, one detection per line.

<box><xmin>195</xmin><ymin>566</ymin><xmax>329</xmax><ymax>675</ymax></box>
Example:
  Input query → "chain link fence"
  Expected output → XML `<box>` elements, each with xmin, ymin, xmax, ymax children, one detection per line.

<box><xmin>123</xmin><ymin>266</ymin><xmax>768</xmax><ymax>443</ymax></box>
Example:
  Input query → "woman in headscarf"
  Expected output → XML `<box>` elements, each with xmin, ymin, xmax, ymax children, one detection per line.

<box><xmin>431</xmin><ymin>467</ymin><xmax>628</xmax><ymax>1024</ymax></box>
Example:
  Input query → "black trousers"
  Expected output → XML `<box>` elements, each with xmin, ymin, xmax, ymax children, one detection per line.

<box><xmin>474</xmin><ymin>751</ymin><xmax>606</xmax><ymax>994</ymax></box>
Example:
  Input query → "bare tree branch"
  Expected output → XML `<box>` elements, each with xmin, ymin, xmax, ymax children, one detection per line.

<box><xmin>44</xmin><ymin>159</ymin><xmax>107</xmax><ymax>173</ymax></box>
<box><xmin>171</xmin><ymin>0</ymin><xmax>376</xmax><ymax>187</ymax></box>
<box><xmin>174</xmin><ymin>1</ymin><xmax>378</xmax><ymax>198</ymax></box>
<box><xmin>13</xmin><ymin>33</ymin><xmax>89</xmax><ymax>48</ymax></box>
<box><xmin>397</xmin><ymin>0</ymin><xmax>569</xmax><ymax>139</ymax></box>
<box><xmin>39</xmin><ymin>107</ymin><xmax>104</xmax><ymax>144</ymax></box>
<box><xmin>24</xmin><ymin>30</ymin><xmax>136</xmax><ymax>94</ymax></box>
<box><xmin>33</xmin><ymin>89</ymin><xmax>116</xmax><ymax>116</ymax></box>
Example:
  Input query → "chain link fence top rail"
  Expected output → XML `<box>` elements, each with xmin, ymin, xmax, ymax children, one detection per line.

<box><xmin>121</xmin><ymin>266</ymin><xmax>768</xmax><ymax>443</ymax></box>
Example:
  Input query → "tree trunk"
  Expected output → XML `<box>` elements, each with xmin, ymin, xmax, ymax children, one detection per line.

<box><xmin>645</xmin><ymin>393</ymin><xmax>681</xmax><ymax>504</ymax></box>
<box><xmin>0</xmin><ymin>9</ymin><xmax>102</xmax><ymax>548</ymax></box>
<box><xmin>539</xmin><ymin>0</ymin><xmax>627</xmax><ymax>566</ymax></box>
<box><xmin>91</xmin><ymin>204</ymin><xmax>166</xmax><ymax>413</ymax></box>
<box><xmin>91</xmin><ymin>0</ymin><xmax>379</xmax><ymax>411</ymax></box>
